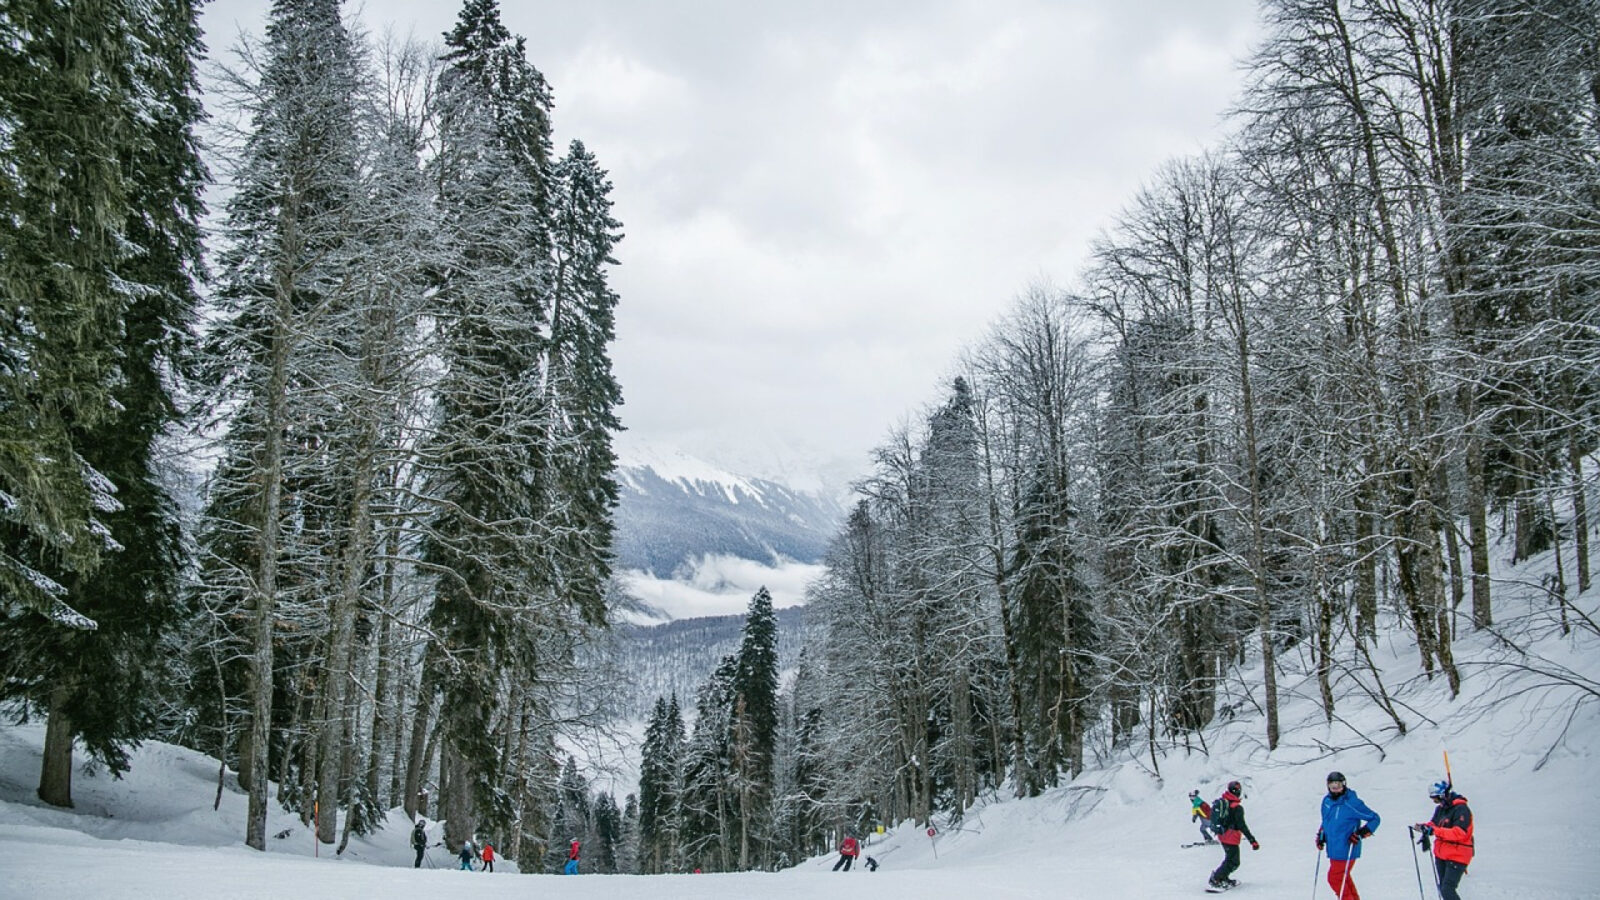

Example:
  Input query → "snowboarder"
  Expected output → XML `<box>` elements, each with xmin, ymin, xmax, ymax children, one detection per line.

<box><xmin>564</xmin><ymin>837</ymin><xmax>581</xmax><ymax>874</ymax></box>
<box><xmin>864</xmin><ymin>855</ymin><xmax>879</xmax><ymax>871</ymax></box>
<box><xmin>480</xmin><ymin>840</ymin><xmax>495</xmax><ymax>873</ymax></box>
<box><xmin>411</xmin><ymin>819</ymin><xmax>428</xmax><ymax>868</ymax></box>
<box><xmin>1415</xmin><ymin>780</ymin><xmax>1472</xmax><ymax>900</ymax></box>
<box><xmin>832</xmin><ymin>833</ymin><xmax>860</xmax><ymax>871</ymax></box>
<box><xmin>1315</xmin><ymin>771</ymin><xmax>1379</xmax><ymax>900</ymax></box>
<box><xmin>458</xmin><ymin>839</ymin><xmax>476</xmax><ymax>871</ymax></box>
<box><xmin>1207</xmin><ymin>780</ymin><xmax>1258</xmax><ymax>891</ymax></box>
<box><xmin>1190</xmin><ymin>789</ymin><xmax>1218</xmax><ymax>843</ymax></box>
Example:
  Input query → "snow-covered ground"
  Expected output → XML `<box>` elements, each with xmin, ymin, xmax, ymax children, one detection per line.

<box><xmin>4</xmin><ymin>564</ymin><xmax>1598</xmax><ymax>898</ymax></box>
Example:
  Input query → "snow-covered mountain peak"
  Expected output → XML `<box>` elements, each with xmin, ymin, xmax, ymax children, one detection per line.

<box><xmin>615</xmin><ymin>434</ymin><xmax>764</xmax><ymax>504</ymax></box>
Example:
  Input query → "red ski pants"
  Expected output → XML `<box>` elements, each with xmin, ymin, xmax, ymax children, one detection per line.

<box><xmin>1327</xmin><ymin>859</ymin><xmax>1360</xmax><ymax>900</ymax></box>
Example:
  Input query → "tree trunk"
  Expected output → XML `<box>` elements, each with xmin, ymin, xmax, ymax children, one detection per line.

<box><xmin>246</xmin><ymin>247</ymin><xmax>295</xmax><ymax>851</ymax></box>
<box><xmin>403</xmin><ymin>678</ymin><xmax>435</xmax><ymax>820</ymax></box>
<box><xmin>1573</xmin><ymin>436</ymin><xmax>1592</xmax><ymax>594</ymax></box>
<box><xmin>1466</xmin><ymin>434</ymin><xmax>1493</xmax><ymax>628</ymax></box>
<box><xmin>442</xmin><ymin>746</ymin><xmax>477</xmax><ymax>852</ymax></box>
<box><xmin>38</xmin><ymin>684</ymin><xmax>75</xmax><ymax>808</ymax></box>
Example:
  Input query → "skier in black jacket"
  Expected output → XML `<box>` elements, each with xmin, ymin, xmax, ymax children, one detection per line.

<box><xmin>1208</xmin><ymin>780</ymin><xmax>1259</xmax><ymax>891</ymax></box>
<box><xmin>411</xmin><ymin>819</ymin><xmax>429</xmax><ymax>868</ymax></box>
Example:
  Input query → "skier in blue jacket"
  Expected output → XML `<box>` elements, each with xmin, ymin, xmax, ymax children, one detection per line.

<box><xmin>1315</xmin><ymin>771</ymin><xmax>1380</xmax><ymax>900</ymax></box>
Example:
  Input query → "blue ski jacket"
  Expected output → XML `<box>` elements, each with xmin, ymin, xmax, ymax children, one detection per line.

<box><xmin>1319</xmin><ymin>788</ymin><xmax>1380</xmax><ymax>861</ymax></box>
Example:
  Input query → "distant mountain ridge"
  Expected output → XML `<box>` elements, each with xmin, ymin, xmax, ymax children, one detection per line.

<box><xmin>611</xmin><ymin>441</ymin><xmax>846</xmax><ymax>579</ymax></box>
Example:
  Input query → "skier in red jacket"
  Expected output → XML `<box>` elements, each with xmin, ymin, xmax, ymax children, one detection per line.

<box><xmin>1416</xmin><ymin>780</ymin><xmax>1473</xmax><ymax>900</ymax></box>
<box><xmin>564</xmin><ymin>837</ymin><xmax>581</xmax><ymax>874</ymax></box>
<box><xmin>832</xmin><ymin>834</ymin><xmax>860</xmax><ymax>871</ymax></box>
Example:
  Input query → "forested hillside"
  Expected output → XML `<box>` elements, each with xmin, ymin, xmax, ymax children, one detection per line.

<box><xmin>626</xmin><ymin>0</ymin><xmax>1600</xmax><ymax>875</ymax></box>
<box><xmin>616</xmin><ymin>606</ymin><xmax>806</xmax><ymax>719</ymax></box>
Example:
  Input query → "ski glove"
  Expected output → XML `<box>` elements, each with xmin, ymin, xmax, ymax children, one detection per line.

<box><xmin>1349</xmin><ymin>826</ymin><xmax>1372</xmax><ymax>844</ymax></box>
<box><xmin>1315</xmin><ymin>833</ymin><xmax>1326</xmax><ymax>850</ymax></box>
<box><xmin>1414</xmin><ymin>823</ymin><xmax>1433</xmax><ymax>835</ymax></box>
<box><xmin>1250</xmin><ymin>841</ymin><xmax>1260</xmax><ymax>851</ymax></box>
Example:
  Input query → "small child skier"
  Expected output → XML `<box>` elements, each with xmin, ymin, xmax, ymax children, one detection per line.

<box><xmin>1190</xmin><ymin>790</ymin><xmax>1218</xmax><ymax>843</ymax></box>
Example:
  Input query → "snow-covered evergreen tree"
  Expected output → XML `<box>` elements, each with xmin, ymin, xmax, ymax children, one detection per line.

<box><xmin>0</xmin><ymin>0</ymin><xmax>206</xmax><ymax>808</ymax></box>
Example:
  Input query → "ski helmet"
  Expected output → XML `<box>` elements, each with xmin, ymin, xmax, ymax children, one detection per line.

<box><xmin>1429</xmin><ymin>780</ymin><xmax>1451</xmax><ymax>800</ymax></box>
<box><xmin>1189</xmin><ymin>789</ymin><xmax>1200</xmax><ymax>798</ymax></box>
<box><xmin>1227</xmin><ymin>780</ymin><xmax>1243</xmax><ymax>796</ymax></box>
<box><xmin>1326</xmin><ymin>771</ymin><xmax>1346</xmax><ymax>784</ymax></box>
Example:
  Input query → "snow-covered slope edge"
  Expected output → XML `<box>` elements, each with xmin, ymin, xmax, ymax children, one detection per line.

<box><xmin>807</xmin><ymin>562</ymin><xmax>1597</xmax><ymax>898</ymax></box>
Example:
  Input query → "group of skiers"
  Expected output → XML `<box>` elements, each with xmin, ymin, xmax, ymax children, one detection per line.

<box><xmin>1190</xmin><ymin>771</ymin><xmax>1474</xmax><ymax>898</ymax></box>
<box><xmin>409</xmin><ymin>818</ymin><xmax>580</xmax><ymax>875</ymax></box>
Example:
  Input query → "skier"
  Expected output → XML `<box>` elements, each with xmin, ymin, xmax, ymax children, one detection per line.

<box><xmin>1415</xmin><ymin>780</ymin><xmax>1472</xmax><ymax>900</ymax></box>
<box><xmin>564</xmin><ymin>837</ymin><xmax>581</xmax><ymax>874</ymax></box>
<box><xmin>480</xmin><ymin>840</ymin><xmax>495</xmax><ymax>873</ymax></box>
<box><xmin>1207</xmin><ymin>780</ymin><xmax>1259</xmax><ymax>891</ymax></box>
<box><xmin>1315</xmin><ymin>771</ymin><xmax>1379</xmax><ymax>900</ymax></box>
<box><xmin>864</xmin><ymin>855</ymin><xmax>879</xmax><ymax>871</ymax></box>
<box><xmin>831</xmin><ymin>833</ymin><xmax>861</xmax><ymax>871</ymax></box>
<box><xmin>411</xmin><ymin>819</ymin><xmax>429</xmax><ymax>868</ymax></box>
<box><xmin>458</xmin><ymin>839</ymin><xmax>476</xmax><ymax>871</ymax></box>
<box><xmin>1190</xmin><ymin>789</ymin><xmax>1218</xmax><ymax>843</ymax></box>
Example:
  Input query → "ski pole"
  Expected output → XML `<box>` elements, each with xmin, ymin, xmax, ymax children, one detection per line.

<box><xmin>1311</xmin><ymin>845</ymin><xmax>1323</xmax><ymax>900</ymax></box>
<box><xmin>1407</xmin><ymin>827</ymin><xmax>1427</xmax><ymax>900</ymax></box>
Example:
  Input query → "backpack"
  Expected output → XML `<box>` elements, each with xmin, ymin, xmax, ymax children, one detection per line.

<box><xmin>1208</xmin><ymin>796</ymin><xmax>1229</xmax><ymax>831</ymax></box>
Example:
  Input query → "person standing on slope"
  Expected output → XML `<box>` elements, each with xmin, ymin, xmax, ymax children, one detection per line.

<box><xmin>832</xmin><ymin>833</ymin><xmax>861</xmax><ymax>871</ymax></box>
<box><xmin>1207</xmin><ymin>780</ymin><xmax>1259</xmax><ymax>891</ymax></box>
<box><xmin>480</xmin><ymin>839</ymin><xmax>495</xmax><ymax>873</ymax></box>
<box><xmin>564</xmin><ymin>837</ymin><xmax>581</xmax><ymax>874</ymax></box>
<box><xmin>411</xmin><ymin>819</ymin><xmax>429</xmax><ymax>868</ymax></box>
<box><xmin>1416</xmin><ymin>780</ymin><xmax>1473</xmax><ymax>900</ymax></box>
<box><xmin>1315</xmin><ymin>771</ymin><xmax>1379</xmax><ymax>900</ymax></box>
<box><xmin>457</xmin><ymin>839</ymin><xmax>476</xmax><ymax>871</ymax></box>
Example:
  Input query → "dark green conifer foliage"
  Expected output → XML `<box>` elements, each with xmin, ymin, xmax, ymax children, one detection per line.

<box><xmin>637</xmin><ymin>694</ymin><xmax>684</xmax><ymax>872</ymax></box>
<box><xmin>0</xmin><ymin>0</ymin><xmax>206</xmax><ymax>807</ymax></box>
<box><xmin>1006</xmin><ymin>465</ymin><xmax>1096</xmax><ymax>786</ymax></box>
<box><xmin>730</xmin><ymin>586</ymin><xmax>780</xmax><ymax>866</ymax></box>
<box><xmin>547</xmin><ymin>140</ymin><xmax>625</xmax><ymax>625</ymax></box>
<box><xmin>591</xmin><ymin>790</ymin><xmax>622</xmax><ymax>873</ymax></box>
<box><xmin>422</xmin><ymin>0</ymin><xmax>559</xmax><ymax>848</ymax></box>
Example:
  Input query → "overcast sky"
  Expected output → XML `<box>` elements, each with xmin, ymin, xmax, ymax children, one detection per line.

<box><xmin>200</xmin><ymin>0</ymin><xmax>1261</xmax><ymax>487</ymax></box>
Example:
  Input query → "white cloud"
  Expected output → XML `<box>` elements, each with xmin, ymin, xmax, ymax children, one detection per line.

<box><xmin>620</xmin><ymin>554</ymin><xmax>824</xmax><ymax>620</ymax></box>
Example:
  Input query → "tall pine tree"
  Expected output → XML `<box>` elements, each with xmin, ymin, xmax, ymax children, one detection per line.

<box><xmin>0</xmin><ymin>0</ymin><xmax>206</xmax><ymax>807</ymax></box>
